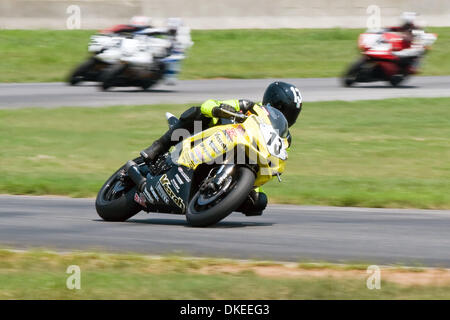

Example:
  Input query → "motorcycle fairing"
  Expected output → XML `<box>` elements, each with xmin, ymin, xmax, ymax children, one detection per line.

<box><xmin>172</xmin><ymin>105</ymin><xmax>288</xmax><ymax>187</ymax></box>
<box><xmin>143</xmin><ymin>164</ymin><xmax>194</xmax><ymax>214</ymax></box>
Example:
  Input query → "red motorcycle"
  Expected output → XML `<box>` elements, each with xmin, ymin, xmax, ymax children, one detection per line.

<box><xmin>342</xmin><ymin>30</ymin><xmax>436</xmax><ymax>87</ymax></box>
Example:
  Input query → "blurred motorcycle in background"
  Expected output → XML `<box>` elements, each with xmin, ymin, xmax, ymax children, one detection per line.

<box><xmin>68</xmin><ymin>17</ymin><xmax>152</xmax><ymax>85</ymax></box>
<box><xmin>342</xmin><ymin>29</ymin><xmax>437</xmax><ymax>87</ymax></box>
<box><xmin>67</xmin><ymin>17</ymin><xmax>193</xmax><ymax>90</ymax></box>
<box><xmin>97</xmin><ymin>34</ymin><xmax>172</xmax><ymax>90</ymax></box>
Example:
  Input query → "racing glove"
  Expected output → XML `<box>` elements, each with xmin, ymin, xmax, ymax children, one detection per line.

<box><xmin>211</xmin><ymin>103</ymin><xmax>239</xmax><ymax>118</ymax></box>
<box><xmin>238</xmin><ymin>99</ymin><xmax>255</xmax><ymax>113</ymax></box>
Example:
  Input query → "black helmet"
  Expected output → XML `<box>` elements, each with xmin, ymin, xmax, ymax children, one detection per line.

<box><xmin>262</xmin><ymin>81</ymin><xmax>302</xmax><ymax>127</ymax></box>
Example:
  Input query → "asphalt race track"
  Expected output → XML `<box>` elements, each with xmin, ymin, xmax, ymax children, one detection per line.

<box><xmin>1</xmin><ymin>76</ymin><xmax>450</xmax><ymax>266</ymax></box>
<box><xmin>1</xmin><ymin>195</ymin><xmax>449</xmax><ymax>267</ymax></box>
<box><xmin>1</xmin><ymin>76</ymin><xmax>450</xmax><ymax>109</ymax></box>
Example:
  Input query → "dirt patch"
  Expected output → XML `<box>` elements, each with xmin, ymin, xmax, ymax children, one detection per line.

<box><xmin>198</xmin><ymin>264</ymin><xmax>450</xmax><ymax>287</ymax></box>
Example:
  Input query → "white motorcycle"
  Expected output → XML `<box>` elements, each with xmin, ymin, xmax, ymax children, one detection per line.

<box><xmin>99</xmin><ymin>27</ymin><xmax>193</xmax><ymax>91</ymax></box>
<box><xmin>68</xmin><ymin>30</ymin><xmax>138</xmax><ymax>85</ymax></box>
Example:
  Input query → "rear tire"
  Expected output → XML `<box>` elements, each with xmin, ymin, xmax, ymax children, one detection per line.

<box><xmin>389</xmin><ymin>74</ymin><xmax>404</xmax><ymax>87</ymax></box>
<box><xmin>95</xmin><ymin>158</ymin><xmax>143</xmax><ymax>221</ymax></box>
<box><xmin>141</xmin><ymin>80</ymin><xmax>156</xmax><ymax>90</ymax></box>
<box><xmin>141</xmin><ymin>62</ymin><xmax>165</xmax><ymax>90</ymax></box>
<box><xmin>186</xmin><ymin>166</ymin><xmax>256</xmax><ymax>227</ymax></box>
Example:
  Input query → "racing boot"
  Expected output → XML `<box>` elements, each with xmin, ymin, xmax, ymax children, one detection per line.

<box><xmin>140</xmin><ymin>120</ymin><xmax>184</xmax><ymax>164</ymax></box>
<box><xmin>237</xmin><ymin>189</ymin><xmax>268</xmax><ymax>216</ymax></box>
<box><xmin>140</xmin><ymin>139</ymin><xmax>167</xmax><ymax>164</ymax></box>
<box><xmin>140</xmin><ymin>106</ymin><xmax>203</xmax><ymax>164</ymax></box>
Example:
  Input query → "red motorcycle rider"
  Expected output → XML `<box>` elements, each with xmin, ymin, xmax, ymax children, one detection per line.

<box><xmin>343</xmin><ymin>12</ymin><xmax>436</xmax><ymax>87</ymax></box>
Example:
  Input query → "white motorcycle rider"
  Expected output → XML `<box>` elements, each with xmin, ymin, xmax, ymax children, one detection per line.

<box><xmin>98</xmin><ymin>18</ymin><xmax>193</xmax><ymax>90</ymax></box>
<box><xmin>68</xmin><ymin>17</ymin><xmax>152</xmax><ymax>85</ymax></box>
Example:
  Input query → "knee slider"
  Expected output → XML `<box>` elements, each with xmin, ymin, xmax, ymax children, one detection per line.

<box><xmin>255</xmin><ymin>192</ymin><xmax>268</xmax><ymax>211</ymax></box>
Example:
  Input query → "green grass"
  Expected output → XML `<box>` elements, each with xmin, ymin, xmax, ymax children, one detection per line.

<box><xmin>0</xmin><ymin>97</ymin><xmax>449</xmax><ymax>209</ymax></box>
<box><xmin>0</xmin><ymin>28</ymin><xmax>449</xmax><ymax>82</ymax></box>
<box><xmin>0</xmin><ymin>30</ymin><xmax>93</xmax><ymax>82</ymax></box>
<box><xmin>0</xmin><ymin>249</ymin><xmax>449</xmax><ymax>299</ymax></box>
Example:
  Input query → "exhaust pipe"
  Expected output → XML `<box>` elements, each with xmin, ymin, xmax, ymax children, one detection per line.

<box><xmin>124</xmin><ymin>160</ymin><xmax>146</xmax><ymax>192</ymax></box>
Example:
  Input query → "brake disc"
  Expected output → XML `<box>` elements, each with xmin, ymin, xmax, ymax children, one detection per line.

<box><xmin>197</xmin><ymin>175</ymin><xmax>232</xmax><ymax>206</ymax></box>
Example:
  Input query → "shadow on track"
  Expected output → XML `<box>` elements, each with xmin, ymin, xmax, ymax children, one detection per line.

<box><xmin>350</xmin><ymin>84</ymin><xmax>418</xmax><ymax>89</ymax></box>
<box><xmin>102</xmin><ymin>217</ymin><xmax>275</xmax><ymax>228</ymax></box>
<box><xmin>349</xmin><ymin>83</ymin><xmax>419</xmax><ymax>89</ymax></box>
<box><xmin>103</xmin><ymin>88</ymin><xmax>177</xmax><ymax>93</ymax></box>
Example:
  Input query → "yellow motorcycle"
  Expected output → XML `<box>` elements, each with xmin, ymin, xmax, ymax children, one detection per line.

<box><xmin>95</xmin><ymin>104</ymin><xmax>289</xmax><ymax>227</ymax></box>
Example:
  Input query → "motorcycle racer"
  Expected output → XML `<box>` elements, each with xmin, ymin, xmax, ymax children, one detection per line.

<box><xmin>385</xmin><ymin>12</ymin><xmax>426</xmax><ymax>73</ymax></box>
<box><xmin>139</xmin><ymin>81</ymin><xmax>303</xmax><ymax>215</ymax></box>
<box><xmin>386</xmin><ymin>12</ymin><xmax>421</xmax><ymax>34</ymax></box>
<box><xmin>100</xmin><ymin>16</ymin><xmax>153</xmax><ymax>35</ymax></box>
<box><xmin>343</xmin><ymin>11</ymin><xmax>436</xmax><ymax>87</ymax></box>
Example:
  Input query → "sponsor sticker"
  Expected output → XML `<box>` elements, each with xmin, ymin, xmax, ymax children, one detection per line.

<box><xmin>149</xmin><ymin>186</ymin><xmax>160</xmax><ymax>202</ymax></box>
<box><xmin>214</xmin><ymin>132</ymin><xmax>228</xmax><ymax>151</ymax></box>
<box><xmin>225</xmin><ymin>128</ymin><xmax>237</xmax><ymax>141</ymax></box>
<box><xmin>209</xmin><ymin>140</ymin><xmax>220</xmax><ymax>153</ymax></box>
<box><xmin>143</xmin><ymin>189</ymin><xmax>155</xmax><ymax>204</ymax></box>
<box><xmin>200</xmin><ymin>143</ymin><xmax>212</xmax><ymax>160</ymax></box>
<box><xmin>236</xmin><ymin>124</ymin><xmax>245</xmax><ymax>135</ymax></box>
<box><xmin>194</xmin><ymin>148</ymin><xmax>204</xmax><ymax>162</ymax></box>
<box><xmin>159</xmin><ymin>174</ymin><xmax>185</xmax><ymax>211</ymax></box>
<box><xmin>175</xmin><ymin>174</ymin><xmax>183</xmax><ymax>185</ymax></box>
<box><xmin>188</xmin><ymin>151</ymin><xmax>200</xmax><ymax>165</ymax></box>
<box><xmin>134</xmin><ymin>192</ymin><xmax>147</xmax><ymax>208</ymax></box>
<box><xmin>178</xmin><ymin>167</ymin><xmax>191</xmax><ymax>182</ymax></box>
<box><xmin>155</xmin><ymin>183</ymin><xmax>170</xmax><ymax>204</ymax></box>
<box><xmin>171</xmin><ymin>179</ymin><xmax>180</xmax><ymax>192</ymax></box>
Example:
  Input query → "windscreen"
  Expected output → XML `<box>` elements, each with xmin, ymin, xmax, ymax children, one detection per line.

<box><xmin>265</xmin><ymin>105</ymin><xmax>289</xmax><ymax>138</ymax></box>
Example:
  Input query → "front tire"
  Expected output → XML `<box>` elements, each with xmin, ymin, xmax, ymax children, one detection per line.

<box><xmin>186</xmin><ymin>166</ymin><xmax>256</xmax><ymax>227</ymax></box>
<box><xmin>342</xmin><ymin>57</ymin><xmax>365</xmax><ymax>87</ymax></box>
<box><xmin>95</xmin><ymin>158</ymin><xmax>143</xmax><ymax>221</ymax></box>
<box><xmin>68</xmin><ymin>57</ymin><xmax>97</xmax><ymax>85</ymax></box>
<box><xmin>99</xmin><ymin>64</ymin><xmax>128</xmax><ymax>91</ymax></box>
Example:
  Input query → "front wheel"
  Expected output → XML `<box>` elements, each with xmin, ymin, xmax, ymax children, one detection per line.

<box><xmin>342</xmin><ymin>57</ymin><xmax>366</xmax><ymax>87</ymax></box>
<box><xmin>68</xmin><ymin>57</ymin><xmax>97</xmax><ymax>85</ymax></box>
<box><xmin>99</xmin><ymin>64</ymin><xmax>128</xmax><ymax>91</ymax></box>
<box><xmin>95</xmin><ymin>158</ymin><xmax>143</xmax><ymax>221</ymax></box>
<box><xmin>186</xmin><ymin>166</ymin><xmax>256</xmax><ymax>227</ymax></box>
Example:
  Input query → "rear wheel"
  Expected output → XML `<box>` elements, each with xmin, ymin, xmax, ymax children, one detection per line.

<box><xmin>186</xmin><ymin>166</ymin><xmax>255</xmax><ymax>227</ymax></box>
<box><xmin>141</xmin><ymin>62</ymin><xmax>165</xmax><ymax>90</ymax></box>
<box><xmin>95</xmin><ymin>157</ymin><xmax>143</xmax><ymax>221</ymax></box>
<box><xmin>141</xmin><ymin>80</ymin><xmax>156</xmax><ymax>90</ymax></box>
<box><xmin>389</xmin><ymin>74</ymin><xmax>404</xmax><ymax>87</ymax></box>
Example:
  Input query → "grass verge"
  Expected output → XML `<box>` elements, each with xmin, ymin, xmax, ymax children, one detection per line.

<box><xmin>0</xmin><ymin>97</ymin><xmax>449</xmax><ymax>209</ymax></box>
<box><xmin>0</xmin><ymin>27</ymin><xmax>449</xmax><ymax>82</ymax></box>
<box><xmin>1</xmin><ymin>249</ymin><xmax>449</xmax><ymax>299</ymax></box>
